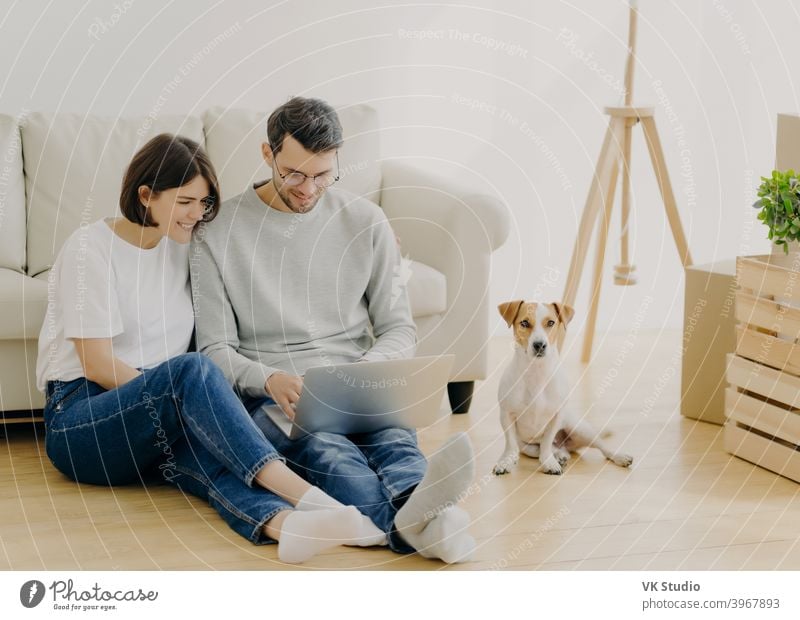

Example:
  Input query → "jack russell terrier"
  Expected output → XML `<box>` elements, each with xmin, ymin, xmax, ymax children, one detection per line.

<box><xmin>493</xmin><ymin>300</ymin><xmax>633</xmax><ymax>476</ymax></box>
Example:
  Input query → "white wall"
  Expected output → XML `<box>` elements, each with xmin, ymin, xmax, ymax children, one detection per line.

<box><xmin>1</xmin><ymin>0</ymin><xmax>794</xmax><ymax>337</ymax></box>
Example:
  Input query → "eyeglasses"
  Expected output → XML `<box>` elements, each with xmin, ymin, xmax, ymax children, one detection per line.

<box><xmin>274</xmin><ymin>151</ymin><xmax>340</xmax><ymax>188</ymax></box>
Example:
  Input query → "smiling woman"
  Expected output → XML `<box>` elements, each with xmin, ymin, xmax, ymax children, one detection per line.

<box><xmin>112</xmin><ymin>134</ymin><xmax>220</xmax><ymax>248</ymax></box>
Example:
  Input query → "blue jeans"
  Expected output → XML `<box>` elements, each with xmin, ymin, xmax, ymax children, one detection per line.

<box><xmin>247</xmin><ymin>397</ymin><xmax>427</xmax><ymax>553</ymax></box>
<box><xmin>43</xmin><ymin>353</ymin><xmax>293</xmax><ymax>544</ymax></box>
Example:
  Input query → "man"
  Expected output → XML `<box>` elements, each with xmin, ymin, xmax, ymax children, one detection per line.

<box><xmin>191</xmin><ymin>97</ymin><xmax>475</xmax><ymax>562</ymax></box>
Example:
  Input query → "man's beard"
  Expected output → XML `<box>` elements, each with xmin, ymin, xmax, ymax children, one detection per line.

<box><xmin>276</xmin><ymin>181</ymin><xmax>322</xmax><ymax>213</ymax></box>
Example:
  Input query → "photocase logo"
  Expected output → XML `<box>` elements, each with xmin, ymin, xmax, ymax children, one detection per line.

<box><xmin>20</xmin><ymin>580</ymin><xmax>45</xmax><ymax>608</ymax></box>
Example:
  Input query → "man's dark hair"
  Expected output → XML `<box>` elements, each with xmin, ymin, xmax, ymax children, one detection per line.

<box><xmin>267</xmin><ymin>97</ymin><xmax>343</xmax><ymax>154</ymax></box>
<box><xmin>119</xmin><ymin>133</ymin><xmax>220</xmax><ymax>227</ymax></box>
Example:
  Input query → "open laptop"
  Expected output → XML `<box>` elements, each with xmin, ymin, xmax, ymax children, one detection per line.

<box><xmin>261</xmin><ymin>355</ymin><xmax>455</xmax><ymax>439</ymax></box>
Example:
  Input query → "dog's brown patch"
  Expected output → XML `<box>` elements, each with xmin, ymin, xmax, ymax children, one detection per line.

<box><xmin>498</xmin><ymin>300</ymin><xmax>525</xmax><ymax>327</ymax></box>
<box><xmin>548</xmin><ymin>302</ymin><xmax>574</xmax><ymax>347</ymax></box>
<box><xmin>514</xmin><ymin>303</ymin><xmax>538</xmax><ymax>348</ymax></box>
<box><xmin>551</xmin><ymin>302</ymin><xmax>575</xmax><ymax>325</ymax></box>
<box><xmin>499</xmin><ymin>300</ymin><xmax>539</xmax><ymax>348</ymax></box>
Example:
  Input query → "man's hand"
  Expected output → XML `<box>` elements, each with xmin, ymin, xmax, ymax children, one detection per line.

<box><xmin>265</xmin><ymin>372</ymin><xmax>303</xmax><ymax>421</ymax></box>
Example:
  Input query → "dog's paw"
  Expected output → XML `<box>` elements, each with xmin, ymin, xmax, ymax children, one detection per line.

<box><xmin>555</xmin><ymin>449</ymin><xmax>570</xmax><ymax>467</ymax></box>
<box><xmin>493</xmin><ymin>462</ymin><xmax>512</xmax><ymax>475</ymax></box>
<box><xmin>493</xmin><ymin>454</ymin><xmax>518</xmax><ymax>475</ymax></box>
<box><xmin>610</xmin><ymin>453</ymin><xmax>633</xmax><ymax>468</ymax></box>
<box><xmin>540</xmin><ymin>457</ymin><xmax>563</xmax><ymax>475</ymax></box>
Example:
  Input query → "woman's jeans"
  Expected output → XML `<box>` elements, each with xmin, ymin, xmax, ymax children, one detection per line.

<box><xmin>246</xmin><ymin>397</ymin><xmax>428</xmax><ymax>553</ymax></box>
<box><xmin>43</xmin><ymin>353</ymin><xmax>292</xmax><ymax>544</ymax></box>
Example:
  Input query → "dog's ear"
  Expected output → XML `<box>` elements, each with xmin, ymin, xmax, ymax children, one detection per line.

<box><xmin>498</xmin><ymin>300</ymin><xmax>525</xmax><ymax>327</ymax></box>
<box><xmin>552</xmin><ymin>302</ymin><xmax>575</xmax><ymax>325</ymax></box>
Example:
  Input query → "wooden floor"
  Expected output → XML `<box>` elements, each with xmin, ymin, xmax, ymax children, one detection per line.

<box><xmin>2</xmin><ymin>329</ymin><xmax>799</xmax><ymax>571</ymax></box>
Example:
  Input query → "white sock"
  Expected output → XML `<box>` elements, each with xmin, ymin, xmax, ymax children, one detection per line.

<box><xmin>295</xmin><ymin>486</ymin><xmax>343</xmax><ymax>511</ymax></box>
<box><xmin>401</xmin><ymin>506</ymin><xmax>476</xmax><ymax>564</ymax></box>
<box><xmin>277</xmin><ymin>506</ymin><xmax>364</xmax><ymax>564</ymax></box>
<box><xmin>295</xmin><ymin>487</ymin><xmax>388</xmax><ymax>547</ymax></box>
<box><xmin>395</xmin><ymin>432</ymin><xmax>475</xmax><ymax>538</ymax></box>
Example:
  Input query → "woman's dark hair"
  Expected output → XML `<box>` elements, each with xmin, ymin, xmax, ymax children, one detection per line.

<box><xmin>267</xmin><ymin>97</ymin><xmax>343</xmax><ymax>154</ymax></box>
<box><xmin>120</xmin><ymin>133</ymin><xmax>220</xmax><ymax>227</ymax></box>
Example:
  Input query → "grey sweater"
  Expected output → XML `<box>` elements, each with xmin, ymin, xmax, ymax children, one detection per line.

<box><xmin>190</xmin><ymin>182</ymin><xmax>417</xmax><ymax>398</ymax></box>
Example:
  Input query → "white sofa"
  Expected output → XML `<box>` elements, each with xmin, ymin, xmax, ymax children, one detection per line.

<box><xmin>0</xmin><ymin>105</ymin><xmax>509</xmax><ymax>420</ymax></box>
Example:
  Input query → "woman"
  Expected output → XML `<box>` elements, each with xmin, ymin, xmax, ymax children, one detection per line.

<box><xmin>36</xmin><ymin>134</ymin><xmax>385</xmax><ymax>563</ymax></box>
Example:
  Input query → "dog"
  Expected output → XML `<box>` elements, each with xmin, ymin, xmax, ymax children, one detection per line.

<box><xmin>492</xmin><ymin>300</ymin><xmax>633</xmax><ymax>476</ymax></box>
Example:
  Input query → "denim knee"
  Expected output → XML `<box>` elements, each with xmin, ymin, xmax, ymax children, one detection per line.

<box><xmin>162</xmin><ymin>353</ymin><xmax>233</xmax><ymax>398</ymax></box>
<box><xmin>167</xmin><ymin>352</ymin><xmax>218</xmax><ymax>379</ymax></box>
<box><xmin>363</xmin><ymin>427</ymin><xmax>417</xmax><ymax>446</ymax></box>
<box><xmin>298</xmin><ymin>432</ymin><xmax>362</xmax><ymax>468</ymax></box>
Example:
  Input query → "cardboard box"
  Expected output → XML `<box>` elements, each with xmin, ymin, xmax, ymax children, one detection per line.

<box><xmin>776</xmin><ymin>113</ymin><xmax>800</xmax><ymax>170</ymax></box>
<box><xmin>680</xmin><ymin>260</ymin><xmax>738</xmax><ymax>425</ymax></box>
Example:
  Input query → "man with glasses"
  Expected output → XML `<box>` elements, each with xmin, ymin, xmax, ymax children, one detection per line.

<box><xmin>191</xmin><ymin>97</ymin><xmax>476</xmax><ymax>563</ymax></box>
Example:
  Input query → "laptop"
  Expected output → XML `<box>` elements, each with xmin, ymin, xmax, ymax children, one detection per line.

<box><xmin>261</xmin><ymin>355</ymin><xmax>455</xmax><ymax>439</ymax></box>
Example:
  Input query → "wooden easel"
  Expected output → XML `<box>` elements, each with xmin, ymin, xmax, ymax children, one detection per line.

<box><xmin>559</xmin><ymin>0</ymin><xmax>693</xmax><ymax>361</ymax></box>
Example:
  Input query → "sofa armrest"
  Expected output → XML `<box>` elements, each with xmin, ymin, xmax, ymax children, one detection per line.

<box><xmin>379</xmin><ymin>161</ymin><xmax>510</xmax><ymax>261</ymax></box>
<box><xmin>379</xmin><ymin>161</ymin><xmax>510</xmax><ymax>380</ymax></box>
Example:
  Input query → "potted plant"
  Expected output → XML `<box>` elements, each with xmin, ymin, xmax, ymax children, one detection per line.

<box><xmin>753</xmin><ymin>169</ymin><xmax>800</xmax><ymax>255</ymax></box>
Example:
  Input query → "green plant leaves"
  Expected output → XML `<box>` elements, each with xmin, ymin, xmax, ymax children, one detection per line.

<box><xmin>753</xmin><ymin>169</ymin><xmax>800</xmax><ymax>254</ymax></box>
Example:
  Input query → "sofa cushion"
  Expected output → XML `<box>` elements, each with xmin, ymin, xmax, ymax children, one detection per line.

<box><xmin>0</xmin><ymin>115</ymin><xmax>27</xmax><ymax>273</ymax></box>
<box><xmin>23</xmin><ymin>113</ymin><xmax>205</xmax><ymax>277</ymax></box>
<box><xmin>202</xmin><ymin>105</ymin><xmax>382</xmax><ymax>204</ymax></box>
<box><xmin>0</xmin><ymin>268</ymin><xmax>47</xmax><ymax>340</ymax></box>
<box><xmin>406</xmin><ymin>259</ymin><xmax>447</xmax><ymax>318</ymax></box>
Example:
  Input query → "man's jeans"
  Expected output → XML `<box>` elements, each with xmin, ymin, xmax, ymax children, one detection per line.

<box><xmin>43</xmin><ymin>353</ymin><xmax>292</xmax><ymax>544</ymax></box>
<box><xmin>247</xmin><ymin>397</ymin><xmax>428</xmax><ymax>553</ymax></box>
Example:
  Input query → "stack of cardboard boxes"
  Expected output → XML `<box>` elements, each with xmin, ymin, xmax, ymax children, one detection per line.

<box><xmin>681</xmin><ymin>113</ymin><xmax>800</xmax><ymax>483</ymax></box>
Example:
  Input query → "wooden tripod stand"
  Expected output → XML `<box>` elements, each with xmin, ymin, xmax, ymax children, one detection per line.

<box><xmin>559</xmin><ymin>2</ymin><xmax>693</xmax><ymax>362</ymax></box>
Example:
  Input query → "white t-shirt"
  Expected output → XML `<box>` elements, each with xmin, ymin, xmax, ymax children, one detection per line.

<box><xmin>36</xmin><ymin>218</ymin><xmax>194</xmax><ymax>391</ymax></box>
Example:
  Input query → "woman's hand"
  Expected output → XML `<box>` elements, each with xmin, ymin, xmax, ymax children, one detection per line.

<box><xmin>72</xmin><ymin>338</ymin><xmax>142</xmax><ymax>390</ymax></box>
<box><xmin>265</xmin><ymin>372</ymin><xmax>304</xmax><ymax>421</ymax></box>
